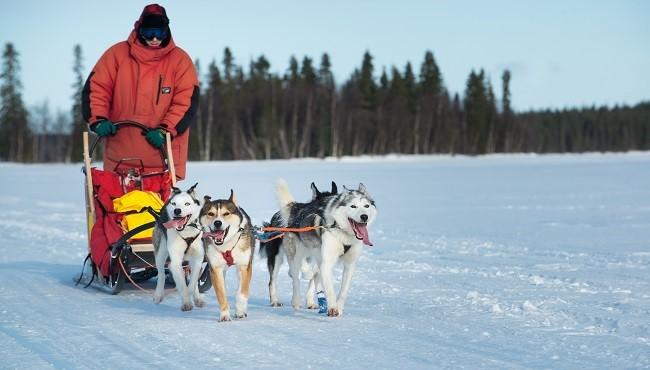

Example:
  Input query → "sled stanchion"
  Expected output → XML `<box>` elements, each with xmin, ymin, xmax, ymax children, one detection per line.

<box><xmin>165</xmin><ymin>132</ymin><xmax>176</xmax><ymax>186</ymax></box>
<box><xmin>83</xmin><ymin>132</ymin><xmax>96</xmax><ymax>246</ymax></box>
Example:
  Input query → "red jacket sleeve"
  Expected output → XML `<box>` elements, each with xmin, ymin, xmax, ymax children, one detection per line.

<box><xmin>83</xmin><ymin>44</ymin><xmax>121</xmax><ymax>124</ymax></box>
<box><xmin>159</xmin><ymin>51</ymin><xmax>200</xmax><ymax>136</ymax></box>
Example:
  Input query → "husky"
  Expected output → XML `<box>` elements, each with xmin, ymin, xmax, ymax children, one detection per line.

<box><xmin>152</xmin><ymin>183</ymin><xmax>205</xmax><ymax>311</ymax></box>
<box><xmin>275</xmin><ymin>179</ymin><xmax>377</xmax><ymax>316</ymax></box>
<box><xmin>259</xmin><ymin>182</ymin><xmax>338</xmax><ymax>308</ymax></box>
<box><xmin>200</xmin><ymin>190</ymin><xmax>255</xmax><ymax>322</ymax></box>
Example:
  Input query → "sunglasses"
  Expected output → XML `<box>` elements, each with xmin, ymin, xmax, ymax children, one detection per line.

<box><xmin>139</xmin><ymin>27</ymin><xmax>167</xmax><ymax>41</ymax></box>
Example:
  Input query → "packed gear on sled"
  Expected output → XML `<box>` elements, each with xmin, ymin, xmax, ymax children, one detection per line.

<box><xmin>88</xmin><ymin>167</ymin><xmax>170</xmax><ymax>277</ymax></box>
<box><xmin>77</xmin><ymin>121</ymin><xmax>211</xmax><ymax>294</ymax></box>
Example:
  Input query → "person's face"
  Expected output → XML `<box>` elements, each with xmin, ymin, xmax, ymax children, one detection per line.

<box><xmin>139</xmin><ymin>27</ymin><xmax>167</xmax><ymax>47</ymax></box>
<box><xmin>145</xmin><ymin>37</ymin><xmax>162</xmax><ymax>47</ymax></box>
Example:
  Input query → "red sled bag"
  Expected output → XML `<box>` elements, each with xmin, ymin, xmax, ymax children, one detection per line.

<box><xmin>89</xmin><ymin>168</ymin><xmax>171</xmax><ymax>277</ymax></box>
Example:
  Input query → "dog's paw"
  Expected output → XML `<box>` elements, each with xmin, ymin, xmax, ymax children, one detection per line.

<box><xmin>194</xmin><ymin>297</ymin><xmax>206</xmax><ymax>308</ymax></box>
<box><xmin>153</xmin><ymin>294</ymin><xmax>163</xmax><ymax>304</ymax></box>
<box><xmin>219</xmin><ymin>314</ymin><xmax>232</xmax><ymax>322</ymax></box>
<box><xmin>327</xmin><ymin>308</ymin><xmax>340</xmax><ymax>317</ymax></box>
<box><xmin>235</xmin><ymin>312</ymin><xmax>248</xmax><ymax>319</ymax></box>
<box><xmin>306</xmin><ymin>303</ymin><xmax>318</xmax><ymax>310</ymax></box>
<box><xmin>292</xmin><ymin>303</ymin><xmax>302</xmax><ymax>310</ymax></box>
<box><xmin>180</xmin><ymin>303</ymin><xmax>193</xmax><ymax>312</ymax></box>
<box><xmin>270</xmin><ymin>301</ymin><xmax>283</xmax><ymax>307</ymax></box>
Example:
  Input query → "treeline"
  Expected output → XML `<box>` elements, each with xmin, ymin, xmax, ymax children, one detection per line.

<box><xmin>0</xmin><ymin>43</ymin><xmax>648</xmax><ymax>162</ymax></box>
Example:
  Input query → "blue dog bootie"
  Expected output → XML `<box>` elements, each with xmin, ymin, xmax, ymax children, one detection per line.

<box><xmin>317</xmin><ymin>291</ymin><xmax>327</xmax><ymax>314</ymax></box>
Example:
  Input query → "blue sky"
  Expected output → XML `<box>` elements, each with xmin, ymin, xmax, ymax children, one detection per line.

<box><xmin>0</xmin><ymin>0</ymin><xmax>648</xmax><ymax>114</ymax></box>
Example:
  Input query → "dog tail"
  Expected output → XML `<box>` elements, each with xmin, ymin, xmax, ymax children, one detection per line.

<box><xmin>276</xmin><ymin>178</ymin><xmax>295</xmax><ymax>223</ymax></box>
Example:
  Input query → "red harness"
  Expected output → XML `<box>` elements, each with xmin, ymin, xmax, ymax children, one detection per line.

<box><xmin>221</xmin><ymin>250</ymin><xmax>235</xmax><ymax>266</ymax></box>
<box><xmin>204</xmin><ymin>227</ymin><xmax>244</xmax><ymax>267</ymax></box>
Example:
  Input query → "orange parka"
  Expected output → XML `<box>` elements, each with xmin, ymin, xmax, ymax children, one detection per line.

<box><xmin>82</xmin><ymin>17</ymin><xmax>198</xmax><ymax>180</ymax></box>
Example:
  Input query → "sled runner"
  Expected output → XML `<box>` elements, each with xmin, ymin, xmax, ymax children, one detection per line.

<box><xmin>75</xmin><ymin>121</ymin><xmax>211</xmax><ymax>295</ymax></box>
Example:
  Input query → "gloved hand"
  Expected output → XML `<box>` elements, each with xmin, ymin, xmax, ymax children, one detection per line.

<box><xmin>145</xmin><ymin>128</ymin><xmax>166</xmax><ymax>149</ymax></box>
<box><xmin>91</xmin><ymin>119</ymin><xmax>117</xmax><ymax>137</ymax></box>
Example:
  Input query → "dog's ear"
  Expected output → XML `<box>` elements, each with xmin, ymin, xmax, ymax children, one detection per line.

<box><xmin>187</xmin><ymin>182</ymin><xmax>198</xmax><ymax>195</ymax></box>
<box><xmin>358</xmin><ymin>183</ymin><xmax>368</xmax><ymax>194</ymax></box>
<box><xmin>203</xmin><ymin>195</ymin><xmax>212</xmax><ymax>203</ymax></box>
<box><xmin>310</xmin><ymin>182</ymin><xmax>320</xmax><ymax>200</ymax></box>
<box><xmin>228</xmin><ymin>189</ymin><xmax>237</xmax><ymax>205</ymax></box>
<box><xmin>331</xmin><ymin>181</ymin><xmax>338</xmax><ymax>195</ymax></box>
<box><xmin>171</xmin><ymin>186</ymin><xmax>181</xmax><ymax>194</ymax></box>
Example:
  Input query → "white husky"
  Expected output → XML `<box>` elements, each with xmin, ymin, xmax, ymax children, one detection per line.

<box><xmin>277</xmin><ymin>179</ymin><xmax>377</xmax><ymax>316</ymax></box>
<box><xmin>152</xmin><ymin>184</ymin><xmax>205</xmax><ymax>311</ymax></box>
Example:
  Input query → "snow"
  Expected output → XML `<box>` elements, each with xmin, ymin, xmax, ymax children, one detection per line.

<box><xmin>1</xmin><ymin>153</ymin><xmax>649</xmax><ymax>369</ymax></box>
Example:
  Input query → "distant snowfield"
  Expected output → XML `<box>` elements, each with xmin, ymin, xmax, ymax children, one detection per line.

<box><xmin>1</xmin><ymin>153</ymin><xmax>649</xmax><ymax>369</ymax></box>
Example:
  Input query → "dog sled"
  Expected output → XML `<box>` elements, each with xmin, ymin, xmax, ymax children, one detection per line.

<box><xmin>75</xmin><ymin>120</ymin><xmax>211</xmax><ymax>295</ymax></box>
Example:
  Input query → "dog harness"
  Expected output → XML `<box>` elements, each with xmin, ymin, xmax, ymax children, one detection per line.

<box><xmin>182</xmin><ymin>231</ymin><xmax>201</xmax><ymax>254</ymax></box>
<box><xmin>176</xmin><ymin>222</ymin><xmax>202</xmax><ymax>255</ymax></box>
<box><xmin>221</xmin><ymin>227</ymin><xmax>244</xmax><ymax>266</ymax></box>
<box><xmin>203</xmin><ymin>226</ymin><xmax>245</xmax><ymax>267</ymax></box>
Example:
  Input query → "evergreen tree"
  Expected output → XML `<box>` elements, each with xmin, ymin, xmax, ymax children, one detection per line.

<box><xmin>298</xmin><ymin>56</ymin><xmax>316</xmax><ymax>156</ymax></box>
<box><xmin>357</xmin><ymin>51</ymin><xmax>377</xmax><ymax>108</ymax></box>
<box><xmin>0</xmin><ymin>43</ymin><xmax>29</xmax><ymax>162</ymax></box>
<box><xmin>222</xmin><ymin>47</ymin><xmax>235</xmax><ymax>82</ymax></box>
<box><xmin>204</xmin><ymin>59</ymin><xmax>222</xmax><ymax>160</ymax></box>
<box><xmin>318</xmin><ymin>53</ymin><xmax>334</xmax><ymax>89</ymax></box>
<box><xmin>485</xmin><ymin>80</ymin><xmax>498</xmax><ymax>152</ymax></box>
<box><xmin>419</xmin><ymin>51</ymin><xmax>444</xmax><ymax>152</ymax></box>
<box><xmin>387</xmin><ymin>66</ymin><xmax>407</xmax><ymax>152</ymax></box>
<box><xmin>501</xmin><ymin>70</ymin><xmax>513</xmax><ymax>151</ymax></box>
<box><xmin>419</xmin><ymin>51</ymin><xmax>442</xmax><ymax>96</ymax></box>
<box><xmin>403</xmin><ymin>62</ymin><xmax>420</xmax><ymax>153</ymax></box>
<box><xmin>318</xmin><ymin>53</ymin><xmax>336</xmax><ymax>157</ymax></box>
<box><xmin>463</xmin><ymin>69</ymin><xmax>491</xmax><ymax>154</ymax></box>
<box><xmin>68</xmin><ymin>44</ymin><xmax>84</xmax><ymax>162</ymax></box>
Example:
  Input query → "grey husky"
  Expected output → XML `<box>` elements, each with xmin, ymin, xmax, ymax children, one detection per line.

<box><xmin>270</xmin><ymin>179</ymin><xmax>377</xmax><ymax>316</ymax></box>
<box><xmin>152</xmin><ymin>184</ymin><xmax>205</xmax><ymax>311</ymax></box>
<box><xmin>259</xmin><ymin>181</ymin><xmax>338</xmax><ymax>308</ymax></box>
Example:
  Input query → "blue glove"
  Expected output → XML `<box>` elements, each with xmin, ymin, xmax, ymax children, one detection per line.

<box><xmin>145</xmin><ymin>129</ymin><xmax>166</xmax><ymax>149</ymax></box>
<box><xmin>91</xmin><ymin>119</ymin><xmax>117</xmax><ymax>137</ymax></box>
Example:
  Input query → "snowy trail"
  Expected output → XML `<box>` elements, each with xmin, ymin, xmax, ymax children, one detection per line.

<box><xmin>1</xmin><ymin>153</ymin><xmax>649</xmax><ymax>369</ymax></box>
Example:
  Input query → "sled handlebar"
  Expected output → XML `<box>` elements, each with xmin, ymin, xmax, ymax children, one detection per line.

<box><xmin>88</xmin><ymin>120</ymin><xmax>171</xmax><ymax>172</ymax></box>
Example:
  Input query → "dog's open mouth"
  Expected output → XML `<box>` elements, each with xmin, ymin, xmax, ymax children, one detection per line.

<box><xmin>163</xmin><ymin>214</ymin><xmax>192</xmax><ymax>231</ymax></box>
<box><xmin>349</xmin><ymin>218</ymin><xmax>373</xmax><ymax>246</ymax></box>
<box><xmin>204</xmin><ymin>226</ymin><xmax>229</xmax><ymax>245</ymax></box>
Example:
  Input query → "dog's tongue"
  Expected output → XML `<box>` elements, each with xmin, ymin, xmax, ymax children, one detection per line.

<box><xmin>351</xmin><ymin>220</ymin><xmax>373</xmax><ymax>246</ymax></box>
<box><xmin>206</xmin><ymin>230</ymin><xmax>226</xmax><ymax>243</ymax></box>
<box><xmin>163</xmin><ymin>215</ymin><xmax>189</xmax><ymax>230</ymax></box>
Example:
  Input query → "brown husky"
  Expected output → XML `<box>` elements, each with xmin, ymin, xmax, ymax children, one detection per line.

<box><xmin>200</xmin><ymin>191</ymin><xmax>254</xmax><ymax>321</ymax></box>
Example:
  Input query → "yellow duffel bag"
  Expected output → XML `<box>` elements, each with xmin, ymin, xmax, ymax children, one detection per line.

<box><xmin>113</xmin><ymin>190</ymin><xmax>164</xmax><ymax>239</ymax></box>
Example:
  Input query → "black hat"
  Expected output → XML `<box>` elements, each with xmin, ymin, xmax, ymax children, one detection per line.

<box><xmin>141</xmin><ymin>13</ymin><xmax>168</xmax><ymax>28</ymax></box>
<box><xmin>136</xmin><ymin>4</ymin><xmax>171</xmax><ymax>46</ymax></box>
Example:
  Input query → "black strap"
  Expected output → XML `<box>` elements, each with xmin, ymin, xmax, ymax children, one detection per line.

<box><xmin>109</xmin><ymin>221</ymin><xmax>158</xmax><ymax>274</ymax></box>
<box><xmin>113</xmin><ymin>221</ymin><xmax>158</xmax><ymax>247</ymax></box>
<box><xmin>183</xmin><ymin>232</ymin><xmax>202</xmax><ymax>254</ymax></box>
<box><xmin>75</xmin><ymin>253</ymin><xmax>93</xmax><ymax>287</ymax></box>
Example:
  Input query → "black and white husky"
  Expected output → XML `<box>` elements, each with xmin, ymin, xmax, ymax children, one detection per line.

<box><xmin>152</xmin><ymin>184</ymin><xmax>205</xmax><ymax>311</ymax></box>
<box><xmin>260</xmin><ymin>182</ymin><xmax>338</xmax><ymax>308</ymax></box>
<box><xmin>272</xmin><ymin>179</ymin><xmax>377</xmax><ymax>316</ymax></box>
